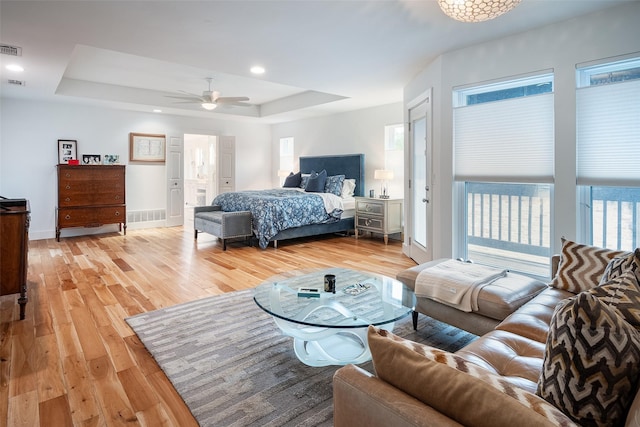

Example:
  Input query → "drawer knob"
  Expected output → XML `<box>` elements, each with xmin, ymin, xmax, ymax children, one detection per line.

<box><xmin>65</xmin><ymin>197</ymin><xmax>71</xmax><ymax>202</ymax></box>
<box><xmin>65</xmin><ymin>185</ymin><xmax>71</xmax><ymax>190</ymax></box>
<box><xmin>365</xmin><ymin>218</ymin><xmax>372</xmax><ymax>226</ymax></box>
<box><xmin>65</xmin><ymin>215</ymin><xmax>71</xmax><ymax>220</ymax></box>
<box><xmin>115</xmin><ymin>211</ymin><xmax>120</xmax><ymax>217</ymax></box>
<box><xmin>365</xmin><ymin>205</ymin><xmax>372</xmax><ymax>212</ymax></box>
<box><xmin>65</xmin><ymin>173</ymin><xmax>70</xmax><ymax>178</ymax></box>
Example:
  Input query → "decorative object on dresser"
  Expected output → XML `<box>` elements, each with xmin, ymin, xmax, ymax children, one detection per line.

<box><xmin>129</xmin><ymin>132</ymin><xmax>166</xmax><ymax>163</ymax></box>
<box><xmin>57</xmin><ymin>139</ymin><xmax>77</xmax><ymax>164</ymax></box>
<box><xmin>354</xmin><ymin>196</ymin><xmax>403</xmax><ymax>244</ymax></box>
<box><xmin>56</xmin><ymin>165</ymin><xmax>126</xmax><ymax>241</ymax></box>
<box><xmin>82</xmin><ymin>154</ymin><xmax>101</xmax><ymax>165</ymax></box>
<box><xmin>0</xmin><ymin>197</ymin><xmax>30</xmax><ymax>320</ymax></box>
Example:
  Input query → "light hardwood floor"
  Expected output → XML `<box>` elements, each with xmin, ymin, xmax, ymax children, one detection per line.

<box><xmin>1</xmin><ymin>227</ymin><xmax>416</xmax><ymax>427</ymax></box>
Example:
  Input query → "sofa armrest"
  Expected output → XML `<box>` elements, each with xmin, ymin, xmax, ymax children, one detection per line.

<box><xmin>333</xmin><ymin>365</ymin><xmax>463</xmax><ymax>427</ymax></box>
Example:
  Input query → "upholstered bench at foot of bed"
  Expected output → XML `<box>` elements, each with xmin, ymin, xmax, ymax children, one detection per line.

<box><xmin>194</xmin><ymin>206</ymin><xmax>252</xmax><ymax>251</ymax></box>
<box><xmin>396</xmin><ymin>259</ymin><xmax>548</xmax><ymax>336</ymax></box>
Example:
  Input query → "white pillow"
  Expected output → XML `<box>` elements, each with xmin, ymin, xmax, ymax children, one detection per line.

<box><xmin>341</xmin><ymin>179</ymin><xmax>356</xmax><ymax>198</ymax></box>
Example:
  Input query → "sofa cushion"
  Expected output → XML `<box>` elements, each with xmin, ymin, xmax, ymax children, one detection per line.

<box><xmin>537</xmin><ymin>292</ymin><xmax>640</xmax><ymax>427</ymax></box>
<box><xmin>368</xmin><ymin>326</ymin><xmax>577</xmax><ymax>427</ymax></box>
<box><xmin>599</xmin><ymin>248</ymin><xmax>640</xmax><ymax>285</ymax></box>
<box><xmin>550</xmin><ymin>238</ymin><xmax>626</xmax><ymax>293</ymax></box>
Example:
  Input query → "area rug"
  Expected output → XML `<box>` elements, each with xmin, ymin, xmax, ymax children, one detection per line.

<box><xmin>126</xmin><ymin>290</ymin><xmax>476</xmax><ymax>427</ymax></box>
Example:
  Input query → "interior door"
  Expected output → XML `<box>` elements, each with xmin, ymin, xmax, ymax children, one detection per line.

<box><xmin>408</xmin><ymin>91</ymin><xmax>433</xmax><ymax>264</ymax></box>
<box><xmin>166</xmin><ymin>135</ymin><xmax>184</xmax><ymax>227</ymax></box>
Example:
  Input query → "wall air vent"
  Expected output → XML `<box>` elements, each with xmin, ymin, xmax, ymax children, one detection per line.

<box><xmin>8</xmin><ymin>79</ymin><xmax>25</xmax><ymax>86</ymax></box>
<box><xmin>0</xmin><ymin>44</ymin><xmax>22</xmax><ymax>56</ymax></box>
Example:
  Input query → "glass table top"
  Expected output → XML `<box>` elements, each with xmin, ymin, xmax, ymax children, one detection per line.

<box><xmin>253</xmin><ymin>267</ymin><xmax>415</xmax><ymax>329</ymax></box>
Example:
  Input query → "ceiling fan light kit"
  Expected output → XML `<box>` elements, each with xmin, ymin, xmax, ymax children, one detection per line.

<box><xmin>201</xmin><ymin>102</ymin><xmax>217</xmax><ymax>110</ymax></box>
<box><xmin>437</xmin><ymin>0</ymin><xmax>521</xmax><ymax>23</ymax></box>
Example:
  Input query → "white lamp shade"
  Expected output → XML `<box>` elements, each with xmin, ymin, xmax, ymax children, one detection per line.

<box><xmin>277</xmin><ymin>170</ymin><xmax>290</xmax><ymax>177</ymax></box>
<box><xmin>374</xmin><ymin>169</ymin><xmax>394</xmax><ymax>181</ymax></box>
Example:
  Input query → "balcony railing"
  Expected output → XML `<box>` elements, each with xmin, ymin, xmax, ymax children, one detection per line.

<box><xmin>466</xmin><ymin>183</ymin><xmax>639</xmax><ymax>277</ymax></box>
<box><xmin>466</xmin><ymin>182</ymin><xmax>551</xmax><ymax>277</ymax></box>
<box><xmin>590</xmin><ymin>186</ymin><xmax>640</xmax><ymax>251</ymax></box>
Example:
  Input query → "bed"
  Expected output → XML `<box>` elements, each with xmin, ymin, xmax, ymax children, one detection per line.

<box><xmin>212</xmin><ymin>154</ymin><xmax>365</xmax><ymax>249</ymax></box>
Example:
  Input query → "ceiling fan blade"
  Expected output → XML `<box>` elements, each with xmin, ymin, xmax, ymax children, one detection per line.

<box><xmin>177</xmin><ymin>90</ymin><xmax>201</xmax><ymax>97</ymax></box>
<box><xmin>165</xmin><ymin>95</ymin><xmax>206</xmax><ymax>102</ymax></box>
<box><xmin>219</xmin><ymin>101</ymin><xmax>253</xmax><ymax>108</ymax></box>
<box><xmin>215</xmin><ymin>96</ymin><xmax>250</xmax><ymax>104</ymax></box>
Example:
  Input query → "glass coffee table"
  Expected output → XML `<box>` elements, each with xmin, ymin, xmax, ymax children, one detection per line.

<box><xmin>253</xmin><ymin>268</ymin><xmax>415</xmax><ymax>367</ymax></box>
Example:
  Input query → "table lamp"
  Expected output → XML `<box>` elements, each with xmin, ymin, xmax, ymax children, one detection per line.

<box><xmin>374</xmin><ymin>169</ymin><xmax>394</xmax><ymax>199</ymax></box>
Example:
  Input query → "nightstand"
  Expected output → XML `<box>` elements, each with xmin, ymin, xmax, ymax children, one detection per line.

<box><xmin>354</xmin><ymin>197</ymin><xmax>403</xmax><ymax>244</ymax></box>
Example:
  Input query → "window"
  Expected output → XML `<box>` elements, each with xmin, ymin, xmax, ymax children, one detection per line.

<box><xmin>384</xmin><ymin>124</ymin><xmax>404</xmax><ymax>198</ymax></box>
<box><xmin>577</xmin><ymin>57</ymin><xmax>640</xmax><ymax>251</ymax></box>
<box><xmin>279</xmin><ymin>137</ymin><xmax>294</xmax><ymax>184</ymax></box>
<box><xmin>454</xmin><ymin>73</ymin><xmax>554</xmax><ymax>277</ymax></box>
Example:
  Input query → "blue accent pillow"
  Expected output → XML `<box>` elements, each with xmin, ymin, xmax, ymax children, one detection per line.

<box><xmin>325</xmin><ymin>174</ymin><xmax>345</xmax><ymax>196</ymax></box>
<box><xmin>283</xmin><ymin>171</ymin><xmax>301</xmax><ymax>188</ymax></box>
<box><xmin>305</xmin><ymin>169</ymin><xmax>327</xmax><ymax>193</ymax></box>
<box><xmin>300</xmin><ymin>174</ymin><xmax>311</xmax><ymax>189</ymax></box>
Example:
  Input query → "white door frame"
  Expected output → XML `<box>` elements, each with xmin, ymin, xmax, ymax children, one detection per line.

<box><xmin>406</xmin><ymin>89</ymin><xmax>433</xmax><ymax>264</ymax></box>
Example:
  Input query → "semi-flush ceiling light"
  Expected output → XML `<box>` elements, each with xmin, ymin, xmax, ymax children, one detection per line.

<box><xmin>201</xmin><ymin>102</ymin><xmax>217</xmax><ymax>110</ymax></box>
<box><xmin>250</xmin><ymin>65</ymin><xmax>265</xmax><ymax>75</ymax></box>
<box><xmin>6</xmin><ymin>64</ymin><xmax>24</xmax><ymax>72</ymax></box>
<box><xmin>437</xmin><ymin>0</ymin><xmax>521</xmax><ymax>23</ymax></box>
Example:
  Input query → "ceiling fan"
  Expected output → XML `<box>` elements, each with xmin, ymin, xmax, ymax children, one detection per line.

<box><xmin>166</xmin><ymin>77</ymin><xmax>250</xmax><ymax>110</ymax></box>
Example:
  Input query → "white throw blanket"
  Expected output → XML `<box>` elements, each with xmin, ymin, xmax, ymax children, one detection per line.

<box><xmin>415</xmin><ymin>260</ymin><xmax>507</xmax><ymax>312</ymax></box>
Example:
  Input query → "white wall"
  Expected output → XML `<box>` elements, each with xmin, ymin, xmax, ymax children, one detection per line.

<box><xmin>404</xmin><ymin>2</ymin><xmax>640</xmax><ymax>260</ymax></box>
<box><xmin>270</xmin><ymin>102</ymin><xmax>403</xmax><ymax>193</ymax></box>
<box><xmin>0</xmin><ymin>99</ymin><xmax>271</xmax><ymax>239</ymax></box>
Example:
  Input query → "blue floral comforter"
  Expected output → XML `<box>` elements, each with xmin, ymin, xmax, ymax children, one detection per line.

<box><xmin>212</xmin><ymin>189</ymin><xmax>341</xmax><ymax>249</ymax></box>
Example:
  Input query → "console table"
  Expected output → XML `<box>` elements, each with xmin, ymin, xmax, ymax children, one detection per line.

<box><xmin>0</xmin><ymin>198</ymin><xmax>30</xmax><ymax>320</ymax></box>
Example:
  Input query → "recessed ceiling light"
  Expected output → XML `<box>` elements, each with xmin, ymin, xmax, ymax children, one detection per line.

<box><xmin>250</xmin><ymin>66</ymin><xmax>265</xmax><ymax>75</ymax></box>
<box><xmin>153</xmin><ymin>109</ymin><xmax>162</xmax><ymax>113</ymax></box>
<box><xmin>6</xmin><ymin>64</ymin><xmax>24</xmax><ymax>72</ymax></box>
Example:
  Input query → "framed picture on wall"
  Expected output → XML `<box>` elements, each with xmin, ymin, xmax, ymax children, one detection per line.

<box><xmin>129</xmin><ymin>132</ymin><xmax>166</xmax><ymax>163</ymax></box>
<box><xmin>58</xmin><ymin>139</ymin><xmax>77</xmax><ymax>164</ymax></box>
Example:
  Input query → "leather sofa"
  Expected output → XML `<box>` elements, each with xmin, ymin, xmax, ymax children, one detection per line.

<box><xmin>333</xmin><ymin>246</ymin><xmax>640</xmax><ymax>427</ymax></box>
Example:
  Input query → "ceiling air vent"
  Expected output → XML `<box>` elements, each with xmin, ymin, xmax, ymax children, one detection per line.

<box><xmin>8</xmin><ymin>79</ymin><xmax>26</xmax><ymax>86</ymax></box>
<box><xmin>0</xmin><ymin>44</ymin><xmax>22</xmax><ymax>56</ymax></box>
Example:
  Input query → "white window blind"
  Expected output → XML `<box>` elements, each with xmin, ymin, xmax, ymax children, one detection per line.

<box><xmin>454</xmin><ymin>93</ymin><xmax>554</xmax><ymax>183</ymax></box>
<box><xmin>576</xmin><ymin>79</ymin><xmax>640</xmax><ymax>186</ymax></box>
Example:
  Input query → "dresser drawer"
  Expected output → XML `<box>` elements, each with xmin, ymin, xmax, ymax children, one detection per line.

<box><xmin>58</xmin><ymin>206</ymin><xmax>125</xmax><ymax>227</ymax></box>
<box><xmin>356</xmin><ymin>215</ymin><xmax>384</xmax><ymax>232</ymax></box>
<box><xmin>356</xmin><ymin>200</ymin><xmax>384</xmax><ymax>215</ymax></box>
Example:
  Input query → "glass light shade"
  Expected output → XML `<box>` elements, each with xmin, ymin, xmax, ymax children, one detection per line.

<box><xmin>201</xmin><ymin>102</ymin><xmax>217</xmax><ymax>110</ymax></box>
<box><xmin>437</xmin><ymin>0</ymin><xmax>521</xmax><ymax>23</ymax></box>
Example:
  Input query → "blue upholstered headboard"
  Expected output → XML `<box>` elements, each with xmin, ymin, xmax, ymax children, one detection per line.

<box><xmin>299</xmin><ymin>154</ymin><xmax>365</xmax><ymax>197</ymax></box>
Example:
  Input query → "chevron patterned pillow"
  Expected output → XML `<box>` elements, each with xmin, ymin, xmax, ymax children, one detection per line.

<box><xmin>599</xmin><ymin>248</ymin><xmax>640</xmax><ymax>285</ymax></box>
<box><xmin>550</xmin><ymin>238</ymin><xmax>626</xmax><ymax>293</ymax></box>
<box><xmin>589</xmin><ymin>269</ymin><xmax>640</xmax><ymax>331</ymax></box>
<box><xmin>537</xmin><ymin>292</ymin><xmax>640</xmax><ymax>427</ymax></box>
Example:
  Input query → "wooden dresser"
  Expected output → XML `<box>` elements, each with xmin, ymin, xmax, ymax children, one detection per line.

<box><xmin>56</xmin><ymin>165</ymin><xmax>126</xmax><ymax>241</ymax></box>
<box><xmin>0</xmin><ymin>198</ymin><xmax>30</xmax><ymax>319</ymax></box>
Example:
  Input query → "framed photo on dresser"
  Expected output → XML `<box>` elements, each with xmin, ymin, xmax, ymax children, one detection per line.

<box><xmin>58</xmin><ymin>139</ymin><xmax>77</xmax><ymax>164</ymax></box>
